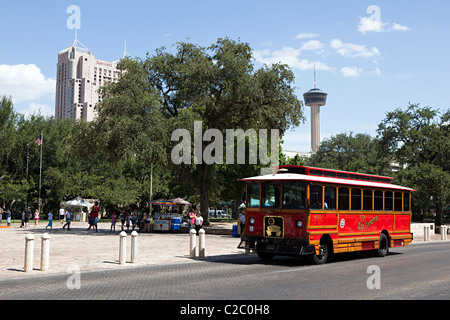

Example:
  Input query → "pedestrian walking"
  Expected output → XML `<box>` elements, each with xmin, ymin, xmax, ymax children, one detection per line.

<box><xmin>111</xmin><ymin>212</ymin><xmax>117</xmax><ymax>232</ymax></box>
<box><xmin>87</xmin><ymin>211</ymin><xmax>92</xmax><ymax>231</ymax></box>
<box><xmin>63</xmin><ymin>209</ymin><xmax>71</xmax><ymax>230</ymax></box>
<box><xmin>143</xmin><ymin>211</ymin><xmax>152</xmax><ymax>233</ymax></box>
<box><xmin>131</xmin><ymin>209</ymin><xmax>138</xmax><ymax>231</ymax></box>
<box><xmin>23</xmin><ymin>207</ymin><xmax>31</xmax><ymax>228</ymax></box>
<box><xmin>0</xmin><ymin>207</ymin><xmax>3</xmax><ymax>224</ymax></box>
<box><xmin>34</xmin><ymin>209</ymin><xmax>39</xmax><ymax>227</ymax></box>
<box><xmin>59</xmin><ymin>206</ymin><xmax>65</xmax><ymax>226</ymax></box>
<box><xmin>89</xmin><ymin>202</ymin><xmax>99</xmax><ymax>232</ymax></box>
<box><xmin>120</xmin><ymin>208</ymin><xmax>128</xmax><ymax>231</ymax></box>
<box><xmin>188</xmin><ymin>210</ymin><xmax>196</xmax><ymax>230</ymax></box>
<box><xmin>5</xmin><ymin>208</ymin><xmax>11</xmax><ymax>227</ymax></box>
<box><xmin>46</xmin><ymin>210</ymin><xmax>53</xmax><ymax>230</ymax></box>
<box><xmin>195</xmin><ymin>211</ymin><xmax>203</xmax><ymax>235</ymax></box>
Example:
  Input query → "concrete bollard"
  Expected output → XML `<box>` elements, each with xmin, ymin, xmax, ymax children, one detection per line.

<box><xmin>40</xmin><ymin>233</ymin><xmax>50</xmax><ymax>271</ymax></box>
<box><xmin>199</xmin><ymin>228</ymin><xmax>205</xmax><ymax>258</ymax></box>
<box><xmin>189</xmin><ymin>228</ymin><xmax>197</xmax><ymax>259</ymax></box>
<box><xmin>441</xmin><ymin>226</ymin><xmax>448</xmax><ymax>241</ymax></box>
<box><xmin>119</xmin><ymin>231</ymin><xmax>127</xmax><ymax>265</ymax></box>
<box><xmin>424</xmin><ymin>226</ymin><xmax>430</xmax><ymax>241</ymax></box>
<box><xmin>131</xmin><ymin>231</ymin><xmax>138</xmax><ymax>264</ymax></box>
<box><xmin>24</xmin><ymin>234</ymin><xmax>35</xmax><ymax>273</ymax></box>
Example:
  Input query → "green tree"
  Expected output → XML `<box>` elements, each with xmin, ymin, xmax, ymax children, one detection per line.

<box><xmin>93</xmin><ymin>38</ymin><xmax>304</xmax><ymax>222</ymax></box>
<box><xmin>306</xmin><ymin>132</ymin><xmax>391</xmax><ymax>175</ymax></box>
<box><xmin>377</xmin><ymin>103</ymin><xmax>450</xmax><ymax>225</ymax></box>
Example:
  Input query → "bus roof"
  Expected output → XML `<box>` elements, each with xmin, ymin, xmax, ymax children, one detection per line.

<box><xmin>240</xmin><ymin>166</ymin><xmax>416</xmax><ymax>192</ymax></box>
<box><xmin>277</xmin><ymin>165</ymin><xmax>394</xmax><ymax>183</ymax></box>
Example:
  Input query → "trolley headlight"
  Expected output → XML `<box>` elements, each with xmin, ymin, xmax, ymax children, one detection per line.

<box><xmin>296</xmin><ymin>220</ymin><xmax>303</xmax><ymax>228</ymax></box>
<box><xmin>249</xmin><ymin>217</ymin><xmax>256</xmax><ymax>225</ymax></box>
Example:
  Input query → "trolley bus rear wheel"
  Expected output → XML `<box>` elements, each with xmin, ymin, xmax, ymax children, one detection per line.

<box><xmin>375</xmin><ymin>233</ymin><xmax>389</xmax><ymax>257</ymax></box>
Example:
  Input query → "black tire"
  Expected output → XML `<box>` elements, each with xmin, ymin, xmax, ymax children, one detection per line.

<box><xmin>310</xmin><ymin>239</ymin><xmax>331</xmax><ymax>265</ymax></box>
<box><xmin>375</xmin><ymin>233</ymin><xmax>389</xmax><ymax>257</ymax></box>
<box><xmin>257</xmin><ymin>251</ymin><xmax>275</xmax><ymax>261</ymax></box>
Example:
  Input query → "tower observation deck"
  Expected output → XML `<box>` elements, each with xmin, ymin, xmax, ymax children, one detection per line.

<box><xmin>303</xmin><ymin>87</ymin><xmax>328</xmax><ymax>153</ymax></box>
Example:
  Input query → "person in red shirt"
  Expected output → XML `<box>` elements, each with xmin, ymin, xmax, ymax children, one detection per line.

<box><xmin>90</xmin><ymin>202</ymin><xmax>99</xmax><ymax>233</ymax></box>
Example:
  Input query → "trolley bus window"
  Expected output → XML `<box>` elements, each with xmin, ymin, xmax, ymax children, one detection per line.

<box><xmin>282</xmin><ymin>182</ymin><xmax>306</xmax><ymax>209</ymax></box>
<box><xmin>363</xmin><ymin>189</ymin><xmax>373</xmax><ymax>211</ymax></box>
<box><xmin>351</xmin><ymin>188</ymin><xmax>361</xmax><ymax>210</ymax></box>
<box><xmin>310</xmin><ymin>185</ymin><xmax>323</xmax><ymax>209</ymax></box>
<box><xmin>374</xmin><ymin>190</ymin><xmax>383</xmax><ymax>210</ymax></box>
<box><xmin>385</xmin><ymin>191</ymin><xmax>393</xmax><ymax>211</ymax></box>
<box><xmin>394</xmin><ymin>192</ymin><xmax>403</xmax><ymax>211</ymax></box>
<box><xmin>262</xmin><ymin>182</ymin><xmax>281</xmax><ymax>208</ymax></box>
<box><xmin>404</xmin><ymin>193</ymin><xmax>410</xmax><ymax>211</ymax></box>
<box><xmin>324</xmin><ymin>186</ymin><xmax>336</xmax><ymax>210</ymax></box>
<box><xmin>247</xmin><ymin>183</ymin><xmax>260</xmax><ymax>208</ymax></box>
<box><xmin>338</xmin><ymin>187</ymin><xmax>349</xmax><ymax>210</ymax></box>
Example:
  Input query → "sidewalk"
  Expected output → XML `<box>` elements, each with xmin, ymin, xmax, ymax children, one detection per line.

<box><xmin>0</xmin><ymin>222</ymin><xmax>448</xmax><ymax>280</ymax></box>
<box><xmin>0</xmin><ymin>222</ymin><xmax>245</xmax><ymax>280</ymax></box>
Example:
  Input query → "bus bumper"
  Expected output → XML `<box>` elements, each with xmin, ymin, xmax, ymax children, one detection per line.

<box><xmin>239</xmin><ymin>235</ymin><xmax>315</xmax><ymax>256</ymax></box>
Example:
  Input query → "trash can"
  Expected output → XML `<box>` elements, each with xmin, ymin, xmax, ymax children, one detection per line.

<box><xmin>232</xmin><ymin>225</ymin><xmax>239</xmax><ymax>238</ymax></box>
<box><xmin>171</xmin><ymin>218</ymin><xmax>181</xmax><ymax>233</ymax></box>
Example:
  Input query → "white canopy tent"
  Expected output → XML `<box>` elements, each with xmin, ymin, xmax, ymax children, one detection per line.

<box><xmin>61</xmin><ymin>196</ymin><xmax>95</xmax><ymax>222</ymax></box>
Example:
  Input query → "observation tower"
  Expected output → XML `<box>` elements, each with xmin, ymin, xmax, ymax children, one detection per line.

<box><xmin>303</xmin><ymin>68</ymin><xmax>327</xmax><ymax>153</ymax></box>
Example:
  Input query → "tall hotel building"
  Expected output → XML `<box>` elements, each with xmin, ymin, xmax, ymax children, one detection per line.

<box><xmin>55</xmin><ymin>40</ymin><xmax>120</xmax><ymax>121</ymax></box>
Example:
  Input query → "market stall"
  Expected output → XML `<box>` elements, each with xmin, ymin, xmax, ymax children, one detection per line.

<box><xmin>61</xmin><ymin>196</ymin><xmax>94</xmax><ymax>222</ymax></box>
<box><xmin>151</xmin><ymin>200</ymin><xmax>180</xmax><ymax>232</ymax></box>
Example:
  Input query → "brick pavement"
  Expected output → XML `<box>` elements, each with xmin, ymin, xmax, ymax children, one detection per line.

<box><xmin>0</xmin><ymin>221</ymin><xmax>447</xmax><ymax>280</ymax></box>
<box><xmin>0</xmin><ymin>221</ymin><xmax>245</xmax><ymax>280</ymax></box>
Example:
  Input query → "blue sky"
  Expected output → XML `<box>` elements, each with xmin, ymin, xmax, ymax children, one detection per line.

<box><xmin>1</xmin><ymin>0</ymin><xmax>449</xmax><ymax>152</ymax></box>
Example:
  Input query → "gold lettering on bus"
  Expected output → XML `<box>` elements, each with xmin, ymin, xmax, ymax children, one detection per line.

<box><xmin>358</xmin><ymin>215</ymin><xmax>378</xmax><ymax>232</ymax></box>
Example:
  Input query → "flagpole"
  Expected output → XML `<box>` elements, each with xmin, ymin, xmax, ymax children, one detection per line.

<box><xmin>38</xmin><ymin>131</ymin><xmax>43</xmax><ymax>214</ymax></box>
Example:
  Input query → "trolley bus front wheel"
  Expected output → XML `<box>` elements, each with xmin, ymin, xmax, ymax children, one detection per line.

<box><xmin>257</xmin><ymin>251</ymin><xmax>275</xmax><ymax>261</ymax></box>
<box><xmin>310</xmin><ymin>236</ymin><xmax>332</xmax><ymax>265</ymax></box>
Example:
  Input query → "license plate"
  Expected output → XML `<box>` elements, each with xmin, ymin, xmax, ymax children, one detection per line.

<box><xmin>266</xmin><ymin>244</ymin><xmax>275</xmax><ymax>250</ymax></box>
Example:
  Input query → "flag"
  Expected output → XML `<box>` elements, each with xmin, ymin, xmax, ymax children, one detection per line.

<box><xmin>34</xmin><ymin>136</ymin><xmax>42</xmax><ymax>147</ymax></box>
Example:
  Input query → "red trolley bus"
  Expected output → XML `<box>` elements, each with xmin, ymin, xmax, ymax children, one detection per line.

<box><xmin>238</xmin><ymin>165</ymin><xmax>415</xmax><ymax>264</ymax></box>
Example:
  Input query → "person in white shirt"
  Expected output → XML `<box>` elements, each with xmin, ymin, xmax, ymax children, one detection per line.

<box><xmin>59</xmin><ymin>206</ymin><xmax>65</xmax><ymax>225</ymax></box>
<box><xmin>195</xmin><ymin>212</ymin><xmax>203</xmax><ymax>235</ymax></box>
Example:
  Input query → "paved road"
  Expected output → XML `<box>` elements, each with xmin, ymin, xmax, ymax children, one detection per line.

<box><xmin>1</xmin><ymin>241</ymin><xmax>449</xmax><ymax>302</ymax></box>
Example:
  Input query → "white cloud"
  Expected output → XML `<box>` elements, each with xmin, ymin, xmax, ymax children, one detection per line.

<box><xmin>392</xmin><ymin>23</ymin><xmax>411</xmax><ymax>32</ymax></box>
<box><xmin>21</xmin><ymin>103</ymin><xmax>54</xmax><ymax>118</ymax></box>
<box><xmin>293</xmin><ymin>32</ymin><xmax>320</xmax><ymax>39</ymax></box>
<box><xmin>339</xmin><ymin>66</ymin><xmax>382</xmax><ymax>78</ymax></box>
<box><xmin>330</xmin><ymin>39</ymin><xmax>381</xmax><ymax>59</ymax></box>
<box><xmin>300</xmin><ymin>40</ymin><xmax>324</xmax><ymax>51</ymax></box>
<box><xmin>0</xmin><ymin>64</ymin><xmax>56</xmax><ymax>103</ymax></box>
<box><xmin>254</xmin><ymin>46</ymin><xmax>334</xmax><ymax>72</ymax></box>
<box><xmin>358</xmin><ymin>17</ymin><xmax>411</xmax><ymax>35</ymax></box>
<box><xmin>370</xmin><ymin>67</ymin><xmax>381</xmax><ymax>76</ymax></box>
<box><xmin>358</xmin><ymin>17</ymin><xmax>389</xmax><ymax>35</ymax></box>
<box><xmin>340</xmin><ymin>67</ymin><xmax>364</xmax><ymax>77</ymax></box>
